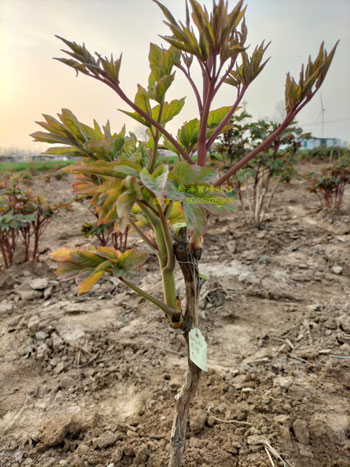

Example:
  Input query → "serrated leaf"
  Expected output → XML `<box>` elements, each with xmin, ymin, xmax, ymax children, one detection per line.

<box><xmin>140</xmin><ymin>165</ymin><xmax>169</xmax><ymax>197</ymax></box>
<box><xmin>177</xmin><ymin>118</ymin><xmax>200</xmax><ymax>151</ymax></box>
<box><xmin>135</xmin><ymin>84</ymin><xmax>152</xmax><ymax>116</ymax></box>
<box><xmin>152</xmin><ymin>73</ymin><xmax>175</xmax><ymax>103</ymax></box>
<box><xmin>172</xmin><ymin>161</ymin><xmax>217</xmax><ymax>184</ymax></box>
<box><xmin>152</xmin><ymin>98</ymin><xmax>185</xmax><ymax>125</ymax></box>
<box><xmin>207</xmin><ymin>106</ymin><xmax>232</xmax><ymax>128</ymax></box>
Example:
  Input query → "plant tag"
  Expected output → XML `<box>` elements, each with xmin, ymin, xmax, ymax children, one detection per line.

<box><xmin>189</xmin><ymin>328</ymin><xmax>208</xmax><ymax>372</ymax></box>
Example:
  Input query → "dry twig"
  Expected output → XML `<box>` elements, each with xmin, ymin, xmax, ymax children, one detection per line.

<box><xmin>207</xmin><ymin>407</ymin><xmax>252</xmax><ymax>426</ymax></box>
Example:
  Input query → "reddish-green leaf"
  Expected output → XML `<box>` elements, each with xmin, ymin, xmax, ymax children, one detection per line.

<box><xmin>78</xmin><ymin>271</ymin><xmax>105</xmax><ymax>294</ymax></box>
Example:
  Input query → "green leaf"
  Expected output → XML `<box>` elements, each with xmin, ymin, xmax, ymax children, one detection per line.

<box><xmin>30</xmin><ymin>131</ymin><xmax>73</xmax><ymax>146</ymax></box>
<box><xmin>78</xmin><ymin>271</ymin><xmax>104</xmax><ymax>294</ymax></box>
<box><xmin>135</xmin><ymin>84</ymin><xmax>152</xmax><ymax>116</ymax></box>
<box><xmin>172</xmin><ymin>161</ymin><xmax>217</xmax><ymax>184</ymax></box>
<box><xmin>152</xmin><ymin>73</ymin><xmax>175</xmax><ymax>103</ymax></box>
<box><xmin>152</xmin><ymin>98</ymin><xmax>185</xmax><ymax>125</ymax></box>
<box><xmin>167</xmin><ymin>201</ymin><xmax>185</xmax><ymax>224</ymax></box>
<box><xmin>177</xmin><ymin>118</ymin><xmax>200</xmax><ymax>151</ymax></box>
<box><xmin>183</xmin><ymin>203</ymin><xmax>207</xmax><ymax>236</ymax></box>
<box><xmin>118</xmin><ymin>249</ymin><xmax>148</xmax><ymax>271</ymax></box>
<box><xmin>149</xmin><ymin>43</ymin><xmax>164</xmax><ymax>77</ymax></box>
<box><xmin>40</xmin><ymin>146</ymin><xmax>80</xmax><ymax>157</ymax></box>
<box><xmin>98</xmin><ymin>185</ymin><xmax>122</xmax><ymax>224</ymax></box>
<box><xmin>116</xmin><ymin>190</ymin><xmax>137</xmax><ymax>232</ymax></box>
<box><xmin>207</xmin><ymin>106</ymin><xmax>232</xmax><ymax>128</ymax></box>
<box><xmin>140</xmin><ymin>165</ymin><xmax>169</xmax><ymax>198</ymax></box>
<box><xmin>95</xmin><ymin>246</ymin><xmax>120</xmax><ymax>261</ymax></box>
<box><xmin>59</xmin><ymin>108</ymin><xmax>87</xmax><ymax>143</ymax></box>
<box><xmin>119</xmin><ymin>109</ymin><xmax>150</xmax><ymax>128</ymax></box>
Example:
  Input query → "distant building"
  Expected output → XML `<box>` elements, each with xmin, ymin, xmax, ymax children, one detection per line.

<box><xmin>300</xmin><ymin>137</ymin><xmax>342</xmax><ymax>150</ymax></box>
<box><xmin>32</xmin><ymin>155</ymin><xmax>74</xmax><ymax>161</ymax></box>
<box><xmin>0</xmin><ymin>155</ymin><xmax>16</xmax><ymax>162</ymax></box>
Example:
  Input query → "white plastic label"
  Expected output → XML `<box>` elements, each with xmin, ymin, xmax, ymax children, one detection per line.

<box><xmin>189</xmin><ymin>328</ymin><xmax>208</xmax><ymax>372</ymax></box>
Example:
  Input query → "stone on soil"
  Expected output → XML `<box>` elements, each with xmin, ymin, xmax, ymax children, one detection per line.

<box><xmin>28</xmin><ymin>315</ymin><xmax>40</xmax><ymax>334</ymax></box>
<box><xmin>36</xmin><ymin>343</ymin><xmax>49</xmax><ymax>360</ymax></box>
<box><xmin>51</xmin><ymin>332</ymin><xmax>64</xmax><ymax>350</ymax></box>
<box><xmin>331</xmin><ymin>265</ymin><xmax>342</xmax><ymax>275</ymax></box>
<box><xmin>0</xmin><ymin>302</ymin><xmax>13</xmax><ymax>313</ymax></box>
<box><xmin>338</xmin><ymin>315</ymin><xmax>350</xmax><ymax>334</ymax></box>
<box><xmin>30</xmin><ymin>278</ymin><xmax>49</xmax><ymax>290</ymax></box>
<box><xmin>20</xmin><ymin>290</ymin><xmax>42</xmax><ymax>301</ymax></box>
<box><xmin>92</xmin><ymin>431</ymin><xmax>118</xmax><ymax>449</ymax></box>
<box><xmin>190</xmin><ymin>410</ymin><xmax>207</xmax><ymax>434</ymax></box>
<box><xmin>39</xmin><ymin>415</ymin><xmax>82</xmax><ymax>448</ymax></box>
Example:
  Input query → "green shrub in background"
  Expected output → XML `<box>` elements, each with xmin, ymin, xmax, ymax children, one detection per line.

<box><xmin>299</xmin><ymin>145</ymin><xmax>348</xmax><ymax>163</ymax></box>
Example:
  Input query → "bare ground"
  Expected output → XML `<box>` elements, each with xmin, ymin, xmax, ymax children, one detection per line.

<box><xmin>0</xmin><ymin>167</ymin><xmax>350</xmax><ymax>467</ymax></box>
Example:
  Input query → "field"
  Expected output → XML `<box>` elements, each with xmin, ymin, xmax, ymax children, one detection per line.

<box><xmin>0</xmin><ymin>160</ymin><xmax>75</xmax><ymax>178</ymax></box>
<box><xmin>0</xmin><ymin>164</ymin><xmax>349</xmax><ymax>467</ymax></box>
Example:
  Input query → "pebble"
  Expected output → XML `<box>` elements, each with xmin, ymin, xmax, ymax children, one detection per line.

<box><xmin>54</xmin><ymin>362</ymin><xmax>66</xmax><ymax>375</ymax></box>
<box><xmin>44</xmin><ymin>286</ymin><xmax>54</xmax><ymax>299</ymax></box>
<box><xmin>338</xmin><ymin>315</ymin><xmax>350</xmax><ymax>334</ymax></box>
<box><xmin>0</xmin><ymin>302</ymin><xmax>14</xmax><ymax>313</ymax></box>
<box><xmin>30</xmin><ymin>278</ymin><xmax>49</xmax><ymax>290</ymax></box>
<box><xmin>35</xmin><ymin>331</ymin><xmax>49</xmax><ymax>341</ymax></box>
<box><xmin>207</xmin><ymin>415</ymin><xmax>216</xmax><ymax>427</ymax></box>
<box><xmin>19</xmin><ymin>290</ymin><xmax>42</xmax><ymax>301</ymax></box>
<box><xmin>36</xmin><ymin>343</ymin><xmax>49</xmax><ymax>360</ymax></box>
<box><xmin>39</xmin><ymin>415</ymin><xmax>81</xmax><ymax>448</ymax></box>
<box><xmin>60</xmin><ymin>328</ymin><xmax>85</xmax><ymax>345</ymax></box>
<box><xmin>324</xmin><ymin>319</ymin><xmax>337</xmax><ymax>330</ymax></box>
<box><xmin>246</xmin><ymin>434</ymin><xmax>264</xmax><ymax>445</ymax></box>
<box><xmin>92</xmin><ymin>431</ymin><xmax>118</xmax><ymax>449</ymax></box>
<box><xmin>59</xmin><ymin>376</ymin><xmax>75</xmax><ymax>389</ymax></box>
<box><xmin>274</xmin><ymin>377</ymin><xmax>293</xmax><ymax>389</ymax></box>
<box><xmin>51</xmin><ymin>332</ymin><xmax>64</xmax><ymax>350</ymax></box>
<box><xmin>190</xmin><ymin>410</ymin><xmax>207</xmax><ymax>434</ymax></box>
<box><xmin>217</xmin><ymin>402</ymin><xmax>228</xmax><ymax>414</ymax></box>
<box><xmin>331</xmin><ymin>265</ymin><xmax>342</xmax><ymax>275</ymax></box>
<box><xmin>134</xmin><ymin>444</ymin><xmax>149</xmax><ymax>464</ymax></box>
<box><xmin>28</xmin><ymin>315</ymin><xmax>40</xmax><ymax>334</ymax></box>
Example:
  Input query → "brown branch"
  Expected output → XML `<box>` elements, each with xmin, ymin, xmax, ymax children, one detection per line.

<box><xmin>176</xmin><ymin>63</ymin><xmax>203</xmax><ymax>114</ymax></box>
<box><xmin>206</xmin><ymin>85</ymin><xmax>247</xmax><ymax>151</ymax></box>
<box><xmin>214</xmin><ymin>96</ymin><xmax>313</xmax><ymax>187</ymax></box>
<box><xmin>88</xmin><ymin>74</ymin><xmax>194</xmax><ymax>165</ymax></box>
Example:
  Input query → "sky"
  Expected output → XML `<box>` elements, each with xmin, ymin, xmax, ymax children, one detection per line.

<box><xmin>0</xmin><ymin>0</ymin><xmax>349</xmax><ymax>154</ymax></box>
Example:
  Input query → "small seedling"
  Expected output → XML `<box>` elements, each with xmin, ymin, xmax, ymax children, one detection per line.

<box><xmin>0</xmin><ymin>176</ymin><xmax>70</xmax><ymax>268</ymax></box>
<box><xmin>306</xmin><ymin>156</ymin><xmax>350</xmax><ymax>210</ymax></box>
